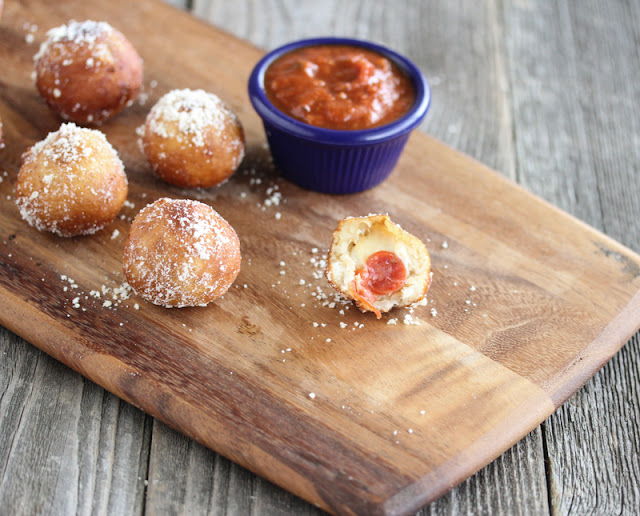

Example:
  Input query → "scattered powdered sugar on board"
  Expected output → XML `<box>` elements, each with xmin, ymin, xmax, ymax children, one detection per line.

<box><xmin>403</xmin><ymin>314</ymin><xmax>421</xmax><ymax>326</ymax></box>
<box><xmin>268</xmin><ymin>243</ymin><xmax>432</xmax><ymax>349</ymax></box>
<box><xmin>23</xmin><ymin>22</ymin><xmax>39</xmax><ymax>42</ymax></box>
<box><xmin>237</xmin><ymin>159</ymin><xmax>288</xmax><ymax>220</ymax></box>
<box><xmin>59</xmin><ymin>274</ymin><xmax>133</xmax><ymax>314</ymax></box>
<box><xmin>136</xmin><ymin>79</ymin><xmax>158</xmax><ymax>106</ymax></box>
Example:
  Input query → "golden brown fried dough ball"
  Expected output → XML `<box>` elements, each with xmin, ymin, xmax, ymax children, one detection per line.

<box><xmin>15</xmin><ymin>123</ymin><xmax>128</xmax><ymax>236</ymax></box>
<box><xmin>141</xmin><ymin>89</ymin><xmax>245</xmax><ymax>188</ymax></box>
<box><xmin>123</xmin><ymin>198</ymin><xmax>241</xmax><ymax>307</ymax></box>
<box><xmin>34</xmin><ymin>20</ymin><xmax>143</xmax><ymax>125</ymax></box>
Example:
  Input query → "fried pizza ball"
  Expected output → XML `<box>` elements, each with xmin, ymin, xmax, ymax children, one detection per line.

<box><xmin>326</xmin><ymin>214</ymin><xmax>431</xmax><ymax>318</ymax></box>
<box><xmin>123</xmin><ymin>198</ymin><xmax>241</xmax><ymax>307</ymax></box>
<box><xmin>141</xmin><ymin>89</ymin><xmax>245</xmax><ymax>188</ymax></box>
<box><xmin>15</xmin><ymin>123</ymin><xmax>128</xmax><ymax>236</ymax></box>
<box><xmin>34</xmin><ymin>20</ymin><xmax>143</xmax><ymax>125</ymax></box>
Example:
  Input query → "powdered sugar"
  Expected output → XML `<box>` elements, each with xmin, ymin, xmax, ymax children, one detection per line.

<box><xmin>60</xmin><ymin>273</ymin><xmax>133</xmax><ymax>314</ymax></box>
<box><xmin>34</xmin><ymin>20</ymin><xmax>113</xmax><ymax>62</ymax></box>
<box><xmin>403</xmin><ymin>313</ymin><xmax>421</xmax><ymax>325</ymax></box>
<box><xmin>24</xmin><ymin>122</ymin><xmax>122</xmax><ymax>170</ymax></box>
<box><xmin>146</xmin><ymin>89</ymin><xmax>236</xmax><ymax>148</ymax></box>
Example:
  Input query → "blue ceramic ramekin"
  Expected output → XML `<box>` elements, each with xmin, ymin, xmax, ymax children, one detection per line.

<box><xmin>248</xmin><ymin>37</ymin><xmax>431</xmax><ymax>194</ymax></box>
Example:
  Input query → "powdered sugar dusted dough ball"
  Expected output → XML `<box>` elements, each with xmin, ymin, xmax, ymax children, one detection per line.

<box><xmin>123</xmin><ymin>198</ymin><xmax>241</xmax><ymax>308</ymax></box>
<box><xmin>34</xmin><ymin>20</ymin><xmax>143</xmax><ymax>125</ymax></box>
<box><xmin>142</xmin><ymin>89</ymin><xmax>245</xmax><ymax>188</ymax></box>
<box><xmin>326</xmin><ymin>214</ymin><xmax>431</xmax><ymax>318</ymax></box>
<box><xmin>15</xmin><ymin>123</ymin><xmax>128</xmax><ymax>236</ymax></box>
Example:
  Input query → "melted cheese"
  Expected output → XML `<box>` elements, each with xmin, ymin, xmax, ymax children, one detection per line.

<box><xmin>349</xmin><ymin>225</ymin><xmax>399</xmax><ymax>268</ymax></box>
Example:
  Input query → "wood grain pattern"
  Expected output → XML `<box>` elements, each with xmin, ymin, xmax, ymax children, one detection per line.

<box><xmin>146</xmin><ymin>419</ymin><xmax>326</xmax><ymax>515</ymax></box>
<box><xmin>1</xmin><ymin>0</ymin><xmax>639</xmax><ymax>515</ymax></box>
<box><xmin>0</xmin><ymin>332</ymin><xmax>151</xmax><ymax>515</ymax></box>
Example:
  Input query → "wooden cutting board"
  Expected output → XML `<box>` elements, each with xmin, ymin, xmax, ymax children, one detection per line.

<box><xmin>1</xmin><ymin>1</ymin><xmax>639</xmax><ymax>514</ymax></box>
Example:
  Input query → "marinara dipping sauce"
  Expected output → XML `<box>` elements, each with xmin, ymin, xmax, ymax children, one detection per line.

<box><xmin>264</xmin><ymin>45</ymin><xmax>416</xmax><ymax>131</ymax></box>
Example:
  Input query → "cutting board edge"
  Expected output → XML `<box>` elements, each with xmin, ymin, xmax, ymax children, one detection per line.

<box><xmin>542</xmin><ymin>287</ymin><xmax>640</xmax><ymax>407</ymax></box>
<box><xmin>379</xmin><ymin>289</ymin><xmax>640</xmax><ymax>516</ymax></box>
<box><xmin>0</xmin><ymin>284</ymin><xmax>559</xmax><ymax>516</ymax></box>
<box><xmin>379</xmin><ymin>386</ymin><xmax>556</xmax><ymax>516</ymax></box>
<box><xmin>0</xmin><ymin>287</ymin><xmax>340</xmax><ymax>514</ymax></box>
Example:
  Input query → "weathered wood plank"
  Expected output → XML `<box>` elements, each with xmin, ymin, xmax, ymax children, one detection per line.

<box><xmin>146</xmin><ymin>421</ymin><xmax>326</xmax><ymax>515</ymax></box>
<box><xmin>0</xmin><ymin>328</ymin><xmax>151</xmax><ymax>515</ymax></box>
<box><xmin>163</xmin><ymin>0</ymin><xmax>189</xmax><ymax>9</ymax></box>
<box><xmin>505</xmin><ymin>0</ymin><xmax>640</xmax><ymax>513</ymax></box>
<box><xmin>421</xmin><ymin>427</ymin><xmax>548</xmax><ymax>515</ymax></box>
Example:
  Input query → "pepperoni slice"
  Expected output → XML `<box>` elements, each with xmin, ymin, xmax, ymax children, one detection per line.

<box><xmin>349</xmin><ymin>251</ymin><xmax>407</xmax><ymax>318</ymax></box>
<box><xmin>364</xmin><ymin>251</ymin><xmax>407</xmax><ymax>295</ymax></box>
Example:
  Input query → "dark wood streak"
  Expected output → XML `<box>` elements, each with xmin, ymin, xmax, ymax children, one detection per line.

<box><xmin>0</xmin><ymin>250</ymin><xmax>419</xmax><ymax>514</ymax></box>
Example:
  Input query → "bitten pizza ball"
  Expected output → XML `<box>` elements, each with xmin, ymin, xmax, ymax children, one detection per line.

<box><xmin>15</xmin><ymin>123</ymin><xmax>128</xmax><ymax>236</ymax></box>
<box><xmin>326</xmin><ymin>214</ymin><xmax>432</xmax><ymax>318</ymax></box>
<box><xmin>123</xmin><ymin>198</ymin><xmax>241</xmax><ymax>308</ymax></box>
<box><xmin>141</xmin><ymin>89</ymin><xmax>245</xmax><ymax>188</ymax></box>
<box><xmin>34</xmin><ymin>20</ymin><xmax>143</xmax><ymax>125</ymax></box>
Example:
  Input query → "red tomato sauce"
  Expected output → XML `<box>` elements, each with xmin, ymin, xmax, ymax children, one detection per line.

<box><xmin>264</xmin><ymin>45</ymin><xmax>415</xmax><ymax>131</ymax></box>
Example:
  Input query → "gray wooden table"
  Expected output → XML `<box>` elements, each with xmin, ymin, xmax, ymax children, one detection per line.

<box><xmin>2</xmin><ymin>0</ymin><xmax>639</xmax><ymax>514</ymax></box>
